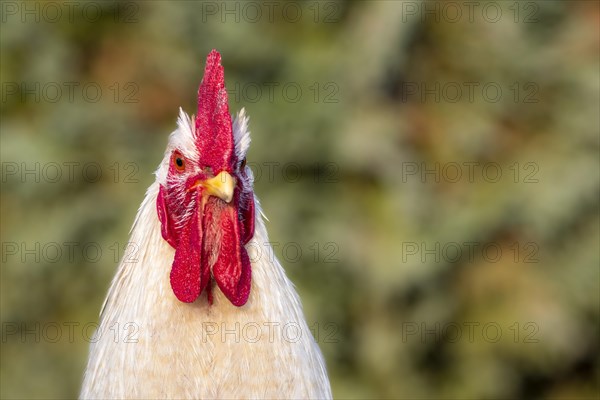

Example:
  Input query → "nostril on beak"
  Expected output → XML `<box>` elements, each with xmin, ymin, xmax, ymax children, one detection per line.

<box><xmin>195</xmin><ymin>172</ymin><xmax>236</xmax><ymax>203</ymax></box>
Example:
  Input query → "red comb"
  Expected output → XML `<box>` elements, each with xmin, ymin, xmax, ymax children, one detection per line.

<box><xmin>194</xmin><ymin>49</ymin><xmax>235</xmax><ymax>172</ymax></box>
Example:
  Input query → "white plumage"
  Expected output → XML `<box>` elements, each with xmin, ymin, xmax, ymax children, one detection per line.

<box><xmin>80</xmin><ymin>109</ymin><xmax>332</xmax><ymax>399</ymax></box>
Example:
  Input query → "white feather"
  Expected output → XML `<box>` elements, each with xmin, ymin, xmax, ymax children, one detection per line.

<box><xmin>81</xmin><ymin>109</ymin><xmax>332</xmax><ymax>399</ymax></box>
<box><xmin>232</xmin><ymin>108</ymin><xmax>251</xmax><ymax>160</ymax></box>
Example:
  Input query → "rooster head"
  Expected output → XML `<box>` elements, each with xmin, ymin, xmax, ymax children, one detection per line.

<box><xmin>156</xmin><ymin>50</ymin><xmax>255</xmax><ymax>306</ymax></box>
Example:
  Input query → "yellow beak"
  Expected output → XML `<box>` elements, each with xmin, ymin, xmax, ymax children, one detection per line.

<box><xmin>198</xmin><ymin>171</ymin><xmax>236</xmax><ymax>203</ymax></box>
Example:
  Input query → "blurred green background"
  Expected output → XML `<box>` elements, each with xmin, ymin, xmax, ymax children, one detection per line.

<box><xmin>1</xmin><ymin>1</ymin><xmax>599</xmax><ymax>399</ymax></box>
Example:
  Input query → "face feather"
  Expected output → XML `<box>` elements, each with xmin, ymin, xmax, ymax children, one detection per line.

<box><xmin>156</xmin><ymin>50</ymin><xmax>255</xmax><ymax>306</ymax></box>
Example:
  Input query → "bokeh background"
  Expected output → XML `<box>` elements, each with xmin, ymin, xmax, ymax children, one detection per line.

<box><xmin>1</xmin><ymin>1</ymin><xmax>599</xmax><ymax>399</ymax></box>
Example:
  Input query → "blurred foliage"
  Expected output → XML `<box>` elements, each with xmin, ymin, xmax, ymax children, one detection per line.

<box><xmin>1</xmin><ymin>1</ymin><xmax>599</xmax><ymax>399</ymax></box>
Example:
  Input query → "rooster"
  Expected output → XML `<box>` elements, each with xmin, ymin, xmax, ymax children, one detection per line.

<box><xmin>80</xmin><ymin>50</ymin><xmax>332</xmax><ymax>399</ymax></box>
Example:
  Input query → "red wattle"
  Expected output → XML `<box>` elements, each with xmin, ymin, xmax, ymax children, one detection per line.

<box><xmin>205</xmin><ymin>200</ymin><xmax>251</xmax><ymax>306</ymax></box>
<box><xmin>170</xmin><ymin>205</ymin><xmax>206</xmax><ymax>303</ymax></box>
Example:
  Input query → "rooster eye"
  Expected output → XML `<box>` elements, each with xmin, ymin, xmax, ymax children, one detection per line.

<box><xmin>172</xmin><ymin>151</ymin><xmax>186</xmax><ymax>172</ymax></box>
